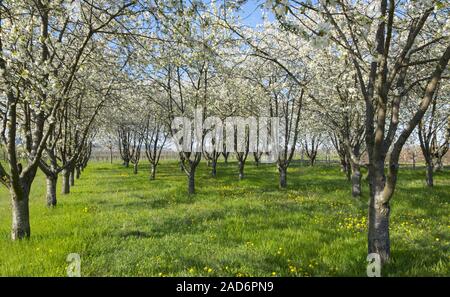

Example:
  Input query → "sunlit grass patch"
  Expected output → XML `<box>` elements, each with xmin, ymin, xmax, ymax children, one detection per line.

<box><xmin>0</xmin><ymin>161</ymin><xmax>448</xmax><ymax>276</ymax></box>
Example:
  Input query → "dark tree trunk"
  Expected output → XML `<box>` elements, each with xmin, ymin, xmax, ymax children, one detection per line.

<box><xmin>351</xmin><ymin>163</ymin><xmax>362</xmax><ymax>197</ymax></box>
<box><xmin>124</xmin><ymin>160</ymin><xmax>129</xmax><ymax>168</ymax></box>
<box><xmin>343</xmin><ymin>153</ymin><xmax>351</xmax><ymax>181</ymax></box>
<box><xmin>11</xmin><ymin>187</ymin><xmax>31</xmax><ymax>240</ymax></box>
<box><xmin>426</xmin><ymin>161</ymin><xmax>433</xmax><ymax>187</ymax></box>
<box><xmin>133</xmin><ymin>162</ymin><xmax>138</xmax><ymax>174</ymax></box>
<box><xmin>188</xmin><ymin>170</ymin><xmax>195</xmax><ymax>195</ymax></box>
<box><xmin>150</xmin><ymin>164</ymin><xmax>156</xmax><ymax>180</ymax></box>
<box><xmin>223</xmin><ymin>153</ymin><xmax>228</xmax><ymax>164</ymax></box>
<box><xmin>279</xmin><ymin>166</ymin><xmax>287</xmax><ymax>188</ymax></box>
<box><xmin>254</xmin><ymin>153</ymin><xmax>261</xmax><ymax>167</ymax></box>
<box><xmin>76</xmin><ymin>166</ymin><xmax>81</xmax><ymax>179</ymax></box>
<box><xmin>211</xmin><ymin>158</ymin><xmax>217</xmax><ymax>177</ymax></box>
<box><xmin>238</xmin><ymin>161</ymin><xmax>245</xmax><ymax>180</ymax></box>
<box><xmin>46</xmin><ymin>175</ymin><xmax>57</xmax><ymax>207</ymax></box>
<box><xmin>62</xmin><ymin>169</ymin><xmax>70</xmax><ymax>194</ymax></box>
<box><xmin>70</xmin><ymin>167</ymin><xmax>75</xmax><ymax>187</ymax></box>
<box><xmin>340</xmin><ymin>159</ymin><xmax>351</xmax><ymax>180</ymax></box>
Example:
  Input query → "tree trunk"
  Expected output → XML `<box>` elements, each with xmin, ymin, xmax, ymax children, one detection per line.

<box><xmin>76</xmin><ymin>166</ymin><xmax>81</xmax><ymax>179</ymax></box>
<box><xmin>345</xmin><ymin>163</ymin><xmax>351</xmax><ymax>181</ymax></box>
<box><xmin>133</xmin><ymin>162</ymin><xmax>138</xmax><ymax>174</ymax></box>
<box><xmin>70</xmin><ymin>167</ymin><xmax>75</xmax><ymax>187</ymax></box>
<box><xmin>110</xmin><ymin>148</ymin><xmax>113</xmax><ymax>164</ymax></box>
<box><xmin>46</xmin><ymin>175</ymin><xmax>57</xmax><ymax>207</ymax></box>
<box><xmin>433</xmin><ymin>157</ymin><xmax>443</xmax><ymax>172</ymax></box>
<box><xmin>150</xmin><ymin>164</ymin><xmax>156</xmax><ymax>180</ymax></box>
<box><xmin>124</xmin><ymin>160</ymin><xmax>129</xmax><ymax>168</ymax></box>
<box><xmin>211</xmin><ymin>158</ymin><xmax>217</xmax><ymax>177</ymax></box>
<box><xmin>238</xmin><ymin>161</ymin><xmax>245</xmax><ymax>180</ymax></box>
<box><xmin>279</xmin><ymin>166</ymin><xmax>287</xmax><ymax>188</ymax></box>
<box><xmin>351</xmin><ymin>163</ymin><xmax>362</xmax><ymax>197</ymax></box>
<box><xmin>11</xmin><ymin>187</ymin><xmax>31</xmax><ymax>240</ymax></box>
<box><xmin>368</xmin><ymin>194</ymin><xmax>390</xmax><ymax>265</ymax></box>
<box><xmin>340</xmin><ymin>159</ymin><xmax>350</xmax><ymax>179</ymax></box>
<box><xmin>188</xmin><ymin>170</ymin><xmax>195</xmax><ymax>195</ymax></box>
<box><xmin>426</xmin><ymin>161</ymin><xmax>433</xmax><ymax>187</ymax></box>
<box><xmin>254</xmin><ymin>153</ymin><xmax>260</xmax><ymax>167</ymax></box>
<box><xmin>368</xmin><ymin>166</ymin><xmax>391</xmax><ymax>264</ymax></box>
<box><xmin>62</xmin><ymin>169</ymin><xmax>70</xmax><ymax>194</ymax></box>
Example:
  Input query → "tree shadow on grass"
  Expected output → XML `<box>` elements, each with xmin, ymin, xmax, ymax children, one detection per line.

<box><xmin>383</xmin><ymin>238</ymin><xmax>449</xmax><ymax>276</ymax></box>
<box><xmin>117</xmin><ymin>230</ymin><xmax>153</xmax><ymax>239</ymax></box>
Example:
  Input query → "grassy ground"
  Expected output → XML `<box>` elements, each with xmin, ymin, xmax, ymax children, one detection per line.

<box><xmin>0</xmin><ymin>161</ymin><xmax>448</xmax><ymax>276</ymax></box>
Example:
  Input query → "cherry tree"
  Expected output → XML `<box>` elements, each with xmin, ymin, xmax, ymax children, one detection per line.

<box><xmin>265</xmin><ymin>0</ymin><xmax>450</xmax><ymax>263</ymax></box>
<box><xmin>0</xmin><ymin>0</ymin><xmax>134</xmax><ymax>239</ymax></box>
<box><xmin>417</xmin><ymin>82</ymin><xmax>449</xmax><ymax>185</ymax></box>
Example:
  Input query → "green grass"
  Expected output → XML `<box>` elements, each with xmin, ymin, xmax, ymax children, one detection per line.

<box><xmin>0</xmin><ymin>161</ymin><xmax>448</xmax><ymax>276</ymax></box>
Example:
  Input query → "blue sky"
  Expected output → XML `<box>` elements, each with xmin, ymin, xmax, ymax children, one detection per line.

<box><xmin>239</xmin><ymin>0</ymin><xmax>275</xmax><ymax>27</ymax></box>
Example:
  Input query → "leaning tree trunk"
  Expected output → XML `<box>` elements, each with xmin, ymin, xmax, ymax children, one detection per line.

<box><xmin>433</xmin><ymin>157</ymin><xmax>443</xmax><ymax>172</ymax></box>
<box><xmin>344</xmin><ymin>157</ymin><xmax>351</xmax><ymax>181</ymax></box>
<box><xmin>238</xmin><ymin>161</ymin><xmax>245</xmax><ymax>180</ymax></box>
<box><xmin>425</xmin><ymin>160</ymin><xmax>433</xmax><ymax>187</ymax></box>
<box><xmin>46</xmin><ymin>174</ymin><xmax>58</xmax><ymax>207</ymax></box>
<box><xmin>188</xmin><ymin>169</ymin><xmax>196</xmax><ymax>195</ymax></box>
<box><xmin>62</xmin><ymin>169</ymin><xmax>70</xmax><ymax>194</ymax></box>
<box><xmin>11</xmin><ymin>186</ymin><xmax>31</xmax><ymax>240</ymax></box>
<box><xmin>351</xmin><ymin>162</ymin><xmax>362</xmax><ymax>197</ymax></box>
<box><xmin>346</xmin><ymin>164</ymin><xmax>352</xmax><ymax>181</ymax></box>
<box><xmin>340</xmin><ymin>158</ymin><xmax>351</xmax><ymax>181</ymax></box>
<box><xmin>150</xmin><ymin>163</ymin><xmax>156</xmax><ymax>180</ymax></box>
<box><xmin>368</xmin><ymin>166</ymin><xmax>391</xmax><ymax>264</ymax></box>
<box><xmin>278</xmin><ymin>166</ymin><xmax>287</xmax><ymax>189</ymax></box>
